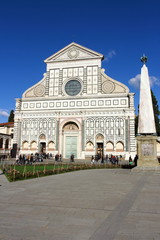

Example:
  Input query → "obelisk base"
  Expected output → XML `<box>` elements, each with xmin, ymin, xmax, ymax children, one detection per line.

<box><xmin>132</xmin><ymin>135</ymin><xmax>160</xmax><ymax>172</ymax></box>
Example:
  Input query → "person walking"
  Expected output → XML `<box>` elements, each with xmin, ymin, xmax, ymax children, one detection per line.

<box><xmin>70</xmin><ymin>154</ymin><xmax>74</xmax><ymax>162</ymax></box>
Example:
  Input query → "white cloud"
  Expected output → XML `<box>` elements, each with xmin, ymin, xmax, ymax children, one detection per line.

<box><xmin>128</xmin><ymin>74</ymin><xmax>141</xmax><ymax>89</ymax></box>
<box><xmin>104</xmin><ymin>50</ymin><xmax>116</xmax><ymax>62</ymax></box>
<box><xmin>128</xmin><ymin>74</ymin><xmax>160</xmax><ymax>89</ymax></box>
<box><xmin>0</xmin><ymin>110</ymin><xmax>9</xmax><ymax>117</ymax></box>
<box><xmin>149</xmin><ymin>76</ymin><xmax>160</xmax><ymax>87</ymax></box>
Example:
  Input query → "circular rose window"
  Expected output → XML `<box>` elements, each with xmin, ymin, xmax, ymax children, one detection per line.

<box><xmin>65</xmin><ymin>80</ymin><xmax>81</xmax><ymax>96</ymax></box>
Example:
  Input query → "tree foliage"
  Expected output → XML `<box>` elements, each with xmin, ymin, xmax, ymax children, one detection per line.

<box><xmin>8</xmin><ymin>110</ymin><xmax>14</xmax><ymax>122</ymax></box>
<box><xmin>151</xmin><ymin>90</ymin><xmax>160</xmax><ymax>136</ymax></box>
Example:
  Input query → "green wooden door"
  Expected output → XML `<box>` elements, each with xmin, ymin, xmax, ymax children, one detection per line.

<box><xmin>65</xmin><ymin>136</ymin><xmax>77</xmax><ymax>158</ymax></box>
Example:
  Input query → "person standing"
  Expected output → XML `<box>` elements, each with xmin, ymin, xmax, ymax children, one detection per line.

<box><xmin>134</xmin><ymin>154</ymin><xmax>138</xmax><ymax>166</ymax></box>
<box><xmin>129</xmin><ymin>156</ymin><xmax>132</xmax><ymax>166</ymax></box>
<box><xmin>105</xmin><ymin>154</ymin><xmax>109</xmax><ymax>164</ymax></box>
<box><xmin>59</xmin><ymin>154</ymin><xmax>62</xmax><ymax>162</ymax></box>
<box><xmin>70</xmin><ymin>154</ymin><xmax>74</xmax><ymax>162</ymax></box>
<box><xmin>91</xmin><ymin>155</ymin><xmax>95</xmax><ymax>164</ymax></box>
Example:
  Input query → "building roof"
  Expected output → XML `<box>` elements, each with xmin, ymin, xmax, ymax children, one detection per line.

<box><xmin>44</xmin><ymin>42</ymin><xmax>104</xmax><ymax>63</ymax></box>
<box><xmin>0</xmin><ymin>122</ymin><xmax>14</xmax><ymax>127</ymax></box>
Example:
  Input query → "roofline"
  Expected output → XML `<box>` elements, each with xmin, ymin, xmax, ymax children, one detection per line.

<box><xmin>0</xmin><ymin>122</ymin><xmax>14</xmax><ymax>126</ymax></box>
<box><xmin>44</xmin><ymin>42</ymin><xmax>104</xmax><ymax>62</ymax></box>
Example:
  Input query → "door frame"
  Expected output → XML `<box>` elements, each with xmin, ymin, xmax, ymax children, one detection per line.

<box><xmin>60</xmin><ymin>120</ymin><xmax>82</xmax><ymax>159</ymax></box>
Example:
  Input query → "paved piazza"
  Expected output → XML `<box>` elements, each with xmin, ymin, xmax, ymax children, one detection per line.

<box><xmin>0</xmin><ymin>169</ymin><xmax>160</xmax><ymax>240</ymax></box>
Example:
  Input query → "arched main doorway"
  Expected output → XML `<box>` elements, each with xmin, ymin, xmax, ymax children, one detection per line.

<box><xmin>62</xmin><ymin>122</ymin><xmax>79</xmax><ymax>159</ymax></box>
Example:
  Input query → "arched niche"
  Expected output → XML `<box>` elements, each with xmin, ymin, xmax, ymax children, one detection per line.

<box><xmin>96</xmin><ymin>134</ymin><xmax>104</xmax><ymax>142</ymax></box>
<box><xmin>39</xmin><ymin>134</ymin><xmax>46</xmax><ymax>140</ymax></box>
<box><xmin>63</xmin><ymin>121</ymin><xmax>79</xmax><ymax>131</ymax></box>
<box><xmin>30</xmin><ymin>141</ymin><xmax>37</xmax><ymax>150</ymax></box>
<box><xmin>116</xmin><ymin>141</ymin><xmax>124</xmax><ymax>152</ymax></box>
<box><xmin>22</xmin><ymin>141</ymin><xmax>29</xmax><ymax>150</ymax></box>
<box><xmin>48</xmin><ymin>141</ymin><xmax>55</xmax><ymax>150</ymax></box>
<box><xmin>86</xmin><ymin>141</ymin><xmax>94</xmax><ymax>151</ymax></box>
<box><xmin>106</xmin><ymin>141</ymin><xmax>114</xmax><ymax>151</ymax></box>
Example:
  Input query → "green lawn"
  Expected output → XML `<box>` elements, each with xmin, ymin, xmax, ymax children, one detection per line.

<box><xmin>1</xmin><ymin>163</ymin><xmax>122</xmax><ymax>182</ymax></box>
<box><xmin>10</xmin><ymin>164</ymin><xmax>69</xmax><ymax>173</ymax></box>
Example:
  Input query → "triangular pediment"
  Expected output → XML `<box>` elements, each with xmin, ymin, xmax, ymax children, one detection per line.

<box><xmin>44</xmin><ymin>42</ymin><xmax>104</xmax><ymax>63</ymax></box>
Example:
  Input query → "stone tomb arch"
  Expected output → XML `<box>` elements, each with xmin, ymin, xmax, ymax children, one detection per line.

<box><xmin>30</xmin><ymin>141</ymin><xmax>38</xmax><ymax>151</ymax></box>
<box><xmin>106</xmin><ymin>141</ymin><xmax>114</xmax><ymax>152</ymax></box>
<box><xmin>61</xmin><ymin>121</ymin><xmax>81</xmax><ymax>159</ymax></box>
<box><xmin>86</xmin><ymin>141</ymin><xmax>94</xmax><ymax>151</ymax></box>
<box><xmin>22</xmin><ymin>141</ymin><xmax>29</xmax><ymax>150</ymax></box>
<box><xmin>116</xmin><ymin>141</ymin><xmax>124</xmax><ymax>152</ymax></box>
<box><xmin>48</xmin><ymin>141</ymin><xmax>55</xmax><ymax>150</ymax></box>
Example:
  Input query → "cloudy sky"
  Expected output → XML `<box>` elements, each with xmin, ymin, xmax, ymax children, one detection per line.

<box><xmin>0</xmin><ymin>0</ymin><xmax>160</xmax><ymax>122</ymax></box>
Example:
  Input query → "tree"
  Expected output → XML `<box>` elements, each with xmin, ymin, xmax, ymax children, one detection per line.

<box><xmin>135</xmin><ymin>90</ymin><xmax>160</xmax><ymax>136</ymax></box>
<box><xmin>151</xmin><ymin>90</ymin><xmax>160</xmax><ymax>136</ymax></box>
<box><xmin>8</xmin><ymin>110</ymin><xmax>14</xmax><ymax>122</ymax></box>
<box><xmin>135</xmin><ymin>113</ymin><xmax>138</xmax><ymax>135</ymax></box>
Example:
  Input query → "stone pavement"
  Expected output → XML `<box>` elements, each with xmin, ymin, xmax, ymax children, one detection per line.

<box><xmin>0</xmin><ymin>168</ymin><xmax>160</xmax><ymax>240</ymax></box>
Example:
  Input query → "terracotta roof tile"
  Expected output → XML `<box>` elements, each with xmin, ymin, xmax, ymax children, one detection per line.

<box><xmin>0</xmin><ymin>122</ymin><xmax>14</xmax><ymax>127</ymax></box>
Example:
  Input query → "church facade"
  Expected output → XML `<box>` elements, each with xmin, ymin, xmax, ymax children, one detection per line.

<box><xmin>13</xmin><ymin>42</ymin><xmax>136</xmax><ymax>160</ymax></box>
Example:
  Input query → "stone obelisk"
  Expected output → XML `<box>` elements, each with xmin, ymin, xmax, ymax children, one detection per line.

<box><xmin>138</xmin><ymin>56</ymin><xmax>156</xmax><ymax>135</ymax></box>
<box><xmin>135</xmin><ymin>56</ymin><xmax>159</xmax><ymax>170</ymax></box>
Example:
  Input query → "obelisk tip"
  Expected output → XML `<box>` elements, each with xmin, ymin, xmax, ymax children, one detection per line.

<box><xmin>140</xmin><ymin>55</ymin><xmax>148</xmax><ymax>64</ymax></box>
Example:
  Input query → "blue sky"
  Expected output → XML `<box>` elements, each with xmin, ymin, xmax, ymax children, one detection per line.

<box><xmin>0</xmin><ymin>0</ymin><xmax>160</xmax><ymax>122</ymax></box>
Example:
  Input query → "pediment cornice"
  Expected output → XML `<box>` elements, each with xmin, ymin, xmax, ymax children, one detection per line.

<box><xmin>44</xmin><ymin>42</ymin><xmax>104</xmax><ymax>63</ymax></box>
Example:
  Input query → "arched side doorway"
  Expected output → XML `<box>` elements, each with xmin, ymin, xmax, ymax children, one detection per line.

<box><xmin>39</xmin><ymin>134</ymin><xmax>46</xmax><ymax>153</ymax></box>
<box><xmin>96</xmin><ymin>134</ymin><xmax>104</xmax><ymax>158</ymax></box>
<box><xmin>0</xmin><ymin>138</ymin><xmax>3</xmax><ymax>149</ymax></box>
<box><xmin>5</xmin><ymin>139</ymin><xmax>9</xmax><ymax>149</ymax></box>
<box><xmin>62</xmin><ymin>122</ymin><xmax>79</xmax><ymax>159</ymax></box>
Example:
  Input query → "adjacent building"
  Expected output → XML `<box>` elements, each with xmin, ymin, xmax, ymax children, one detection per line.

<box><xmin>13</xmin><ymin>42</ymin><xmax>136</xmax><ymax>160</ymax></box>
<box><xmin>0</xmin><ymin>122</ymin><xmax>14</xmax><ymax>158</ymax></box>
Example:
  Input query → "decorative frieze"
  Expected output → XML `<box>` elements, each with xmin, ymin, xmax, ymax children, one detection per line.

<box><xmin>22</xmin><ymin>96</ymin><xmax>129</xmax><ymax>111</ymax></box>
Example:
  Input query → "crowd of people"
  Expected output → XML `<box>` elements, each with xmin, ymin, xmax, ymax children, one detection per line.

<box><xmin>55</xmin><ymin>154</ymin><xmax>62</xmax><ymax>162</ymax></box>
<box><xmin>16</xmin><ymin>153</ymin><xmax>53</xmax><ymax>165</ymax></box>
<box><xmin>14</xmin><ymin>152</ymin><xmax>140</xmax><ymax>166</ymax></box>
<box><xmin>90</xmin><ymin>154</ymin><xmax>139</xmax><ymax>166</ymax></box>
<box><xmin>90</xmin><ymin>154</ymin><xmax>122</xmax><ymax>165</ymax></box>
<box><xmin>15</xmin><ymin>153</ymin><xmax>75</xmax><ymax>164</ymax></box>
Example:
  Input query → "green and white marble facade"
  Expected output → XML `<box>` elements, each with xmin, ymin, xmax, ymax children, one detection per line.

<box><xmin>13</xmin><ymin>43</ymin><xmax>136</xmax><ymax>160</ymax></box>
